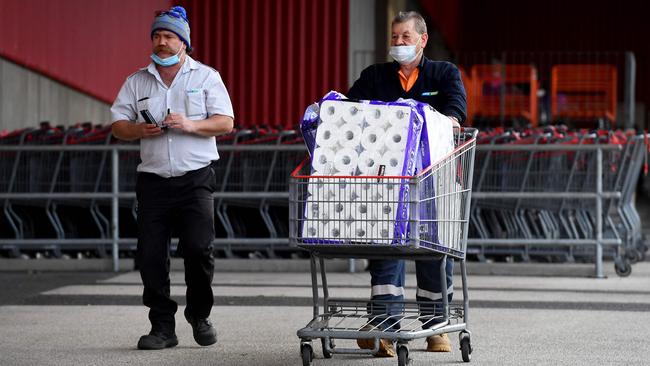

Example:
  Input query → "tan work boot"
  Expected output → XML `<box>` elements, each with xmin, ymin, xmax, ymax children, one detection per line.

<box><xmin>357</xmin><ymin>325</ymin><xmax>396</xmax><ymax>357</ymax></box>
<box><xmin>426</xmin><ymin>333</ymin><xmax>451</xmax><ymax>352</ymax></box>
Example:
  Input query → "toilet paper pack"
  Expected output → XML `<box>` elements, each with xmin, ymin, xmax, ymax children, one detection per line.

<box><xmin>299</xmin><ymin>92</ymin><xmax>454</xmax><ymax>246</ymax></box>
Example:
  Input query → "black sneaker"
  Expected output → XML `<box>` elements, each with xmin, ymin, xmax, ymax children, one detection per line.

<box><xmin>137</xmin><ymin>331</ymin><xmax>178</xmax><ymax>350</ymax></box>
<box><xmin>185</xmin><ymin>315</ymin><xmax>217</xmax><ymax>346</ymax></box>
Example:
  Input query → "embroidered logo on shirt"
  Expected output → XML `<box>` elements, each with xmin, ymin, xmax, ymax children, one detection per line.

<box><xmin>421</xmin><ymin>91</ymin><xmax>438</xmax><ymax>96</ymax></box>
<box><xmin>187</xmin><ymin>89</ymin><xmax>200</xmax><ymax>93</ymax></box>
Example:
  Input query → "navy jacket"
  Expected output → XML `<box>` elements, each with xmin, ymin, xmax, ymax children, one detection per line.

<box><xmin>348</xmin><ymin>57</ymin><xmax>467</xmax><ymax>123</ymax></box>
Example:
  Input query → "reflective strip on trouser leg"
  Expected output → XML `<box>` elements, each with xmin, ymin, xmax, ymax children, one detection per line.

<box><xmin>416</xmin><ymin>285</ymin><xmax>454</xmax><ymax>301</ymax></box>
<box><xmin>415</xmin><ymin>257</ymin><xmax>454</xmax><ymax>328</ymax></box>
<box><xmin>369</xmin><ymin>259</ymin><xmax>405</xmax><ymax>299</ymax></box>
<box><xmin>414</xmin><ymin>257</ymin><xmax>454</xmax><ymax>300</ymax></box>
<box><xmin>367</xmin><ymin>259</ymin><xmax>405</xmax><ymax>331</ymax></box>
<box><xmin>371</xmin><ymin>284</ymin><xmax>405</xmax><ymax>297</ymax></box>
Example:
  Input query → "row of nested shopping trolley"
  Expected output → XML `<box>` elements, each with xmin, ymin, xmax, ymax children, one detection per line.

<box><xmin>0</xmin><ymin>121</ymin><xmax>648</xmax><ymax>275</ymax></box>
<box><xmin>0</xmin><ymin>121</ymin><xmax>304</xmax><ymax>259</ymax></box>
<box><xmin>469</xmin><ymin>126</ymin><xmax>649</xmax><ymax>276</ymax></box>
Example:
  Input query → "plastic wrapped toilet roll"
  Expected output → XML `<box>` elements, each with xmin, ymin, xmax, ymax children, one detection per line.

<box><xmin>423</xmin><ymin>108</ymin><xmax>455</xmax><ymax>164</ymax></box>
<box><xmin>328</xmin><ymin>200</ymin><xmax>352</xmax><ymax>221</ymax></box>
<box><xmin>304</xmin><ymin>200</ymin><xmax>331</xmax><ymax>221</ymax></box>
<box><xmin>357</xmin><ymin>150</ymin><xmax>383</xmax><ymax>175</ymax></box>
<box><xmin>349</xmin><ymin>214</ymin><xmax>373</xmax><ymax>241</ymax></box>
<box><xmin>348</xmin><ymin>180</ymin><xmax>374</xmax><ymax>201</ymax></box>
<box><xmin>332</xmin><ymin>186</ymin><xmax>351</xmax><ymax>204</ymax></box>
<box><xmin>381</xmin><ymin>150</ymin><xmax>405</xmax><ymax>176</ymax></box>
<box><xmin>315</xmin><ymin>123</ymin><xmax>339</xmax><ymax>148</ymax></box>
<box><xmin>327</xmin><ymin>221</ymin><xmax>350</xmax><ymax>240</ymax></box>
<box><xmin>364</xmin><ymin>105</ymin><xmax>390</xmax><ymax>129</ymax></box>
<box><xmin>320</xmin><ymin>100</ymin><xmax>343</xmax><ymax>125</ymax></box>
<box><xmin>388</xmin><ymin>106</ymin><xmax>411</xmax><ymax>128</ymax></box>
<box><xmin>302</xmin><ymin>220</ymin><xmax>329</xmax><ymax>239</ymax></box>
<box><xmin>383</xmin><ymin>125</ymin><xmax>408</xmax><ymax>152</ymax></box>
<box><xmin>311</xmin><ymin>147</ymin><xmax>336</xmax><ymax>174</ymax></box>
<box><xmin>360</xmin><ymin>126</ymin><xmax>385</xmax><ymax>152</ymax></box>
<box><xmin>341</xmin><ymin>103</ymin><xmax>365</xmax><ymax>125</ymax></box>
<box><xmin>337</xmin><ymin>123</ymin><xmax>363</xmax><ymax>149</ymax></box>
<box><xmin>366</xmin><ymin>223</ymin><xmax>391</xmax><ymax>242</ymax></box>
<box><xmin>333</xmin><ymin>147</ymin><xmax>359</xmax><ymax>174</ymax></box>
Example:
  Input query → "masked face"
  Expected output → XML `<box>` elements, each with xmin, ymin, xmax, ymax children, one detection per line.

<box><xmin>150</xmin><ymin>30</ymin><xmax>185</xmax><ymax>67</ymax></box>
<box><xmin>389</xmin><ymin>36</ymin><xmax>422</xmax><ymax>65</ymax></box>
<box><xmin>390</xmin><ymin>19</ymin><xmax>426</xmax><ymax>65</ymax></box>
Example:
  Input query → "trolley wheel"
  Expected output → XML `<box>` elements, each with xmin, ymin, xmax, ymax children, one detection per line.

<box><xmin>321</xmin><ymin>338</ymin><xmax>333</xmax><ymax>359</ymax></box>
<box><xmin>459</xmin><ymin>332</ymin><xmax>472</xmax><ymax>362</ymax></box>
<box><xmin>638</xmin><ymin>249</ymin><xmax>646</xmax><ymax>262</ymax></box>
<box><xmin>614</xmin><ymin>259</ymin><xmax>632</xmax><ymax>277</ymax></box>
<box><xmin>626</xmin><ymin>249</ymin><xmax>641</xmax><ymax>264</ymax></box>
<box><xmin>397</xmin><ymin>345</ymin><xmax>409</xmax><ymax>366</ymax></box>
<box><xmin>300</xmin><ymin>343</ymin><xmax>313</xmax><ymax>366</ymax></box>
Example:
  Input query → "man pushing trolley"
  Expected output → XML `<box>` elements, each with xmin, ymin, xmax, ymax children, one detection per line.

<box><xmin>290</xmin><ymin>91</ymin><xmax>476</xmax><ymax>366</ymax></box>
<box><xmin>289</xmin><ymin>10</ymin><xmax>474</xmax><ymax>366</ymax></box>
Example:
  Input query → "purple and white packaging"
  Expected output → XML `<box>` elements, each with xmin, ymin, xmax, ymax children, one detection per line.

<box><xmin>299</xmin><ymin>92</ymin><xmax>455</xmax><ymax>247</ymax></box>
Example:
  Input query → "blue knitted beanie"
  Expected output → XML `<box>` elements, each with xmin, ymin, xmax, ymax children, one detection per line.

<box><xmin>151</xmin><ymin>6</ymin><xmax>192</xmax><ymax>52</ymax></box>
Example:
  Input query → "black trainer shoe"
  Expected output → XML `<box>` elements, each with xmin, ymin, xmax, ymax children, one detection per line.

<box><xmin>185</xmin><ymin>315</ymin><xmax>217</xmax><ymax>346</ymax></box>
<box><xmin>137</xmin><ymin>331</ymin><xmax>178</xmax><ymax>350</ymax></box>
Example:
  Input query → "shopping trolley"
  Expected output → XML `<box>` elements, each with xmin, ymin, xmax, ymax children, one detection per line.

<box><xmin>289</xmin><ymin>128</ymin><xmax>478</xmax><ymax>365</ymax></box>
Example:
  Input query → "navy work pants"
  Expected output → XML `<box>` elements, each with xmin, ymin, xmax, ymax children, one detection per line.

<box><xmin>135</xmin><ymin>165</ymin><xmax>216</xmax><ymax>334</ymax></box>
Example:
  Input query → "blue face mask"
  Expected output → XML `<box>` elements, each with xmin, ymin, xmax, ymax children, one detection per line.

<box><xmin>150</xmin><ymin>44</ymin><xmax>184</xmax><ymax>66</ymax></box>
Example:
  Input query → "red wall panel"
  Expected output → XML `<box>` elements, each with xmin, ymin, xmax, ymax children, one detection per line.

<box><xmin>181</xmin><ymin>0</ymin><xmax>349</xmax><ymax>129</ymax></box>
<box><xmin>0</xmin><ymin>0</ymin><xmax>171</xmax><ymax>104</ymax></box>
<box><xmin>0</xmin><ymin>0</ymin><xmax>349</xmax><ymax>129</ymax></box>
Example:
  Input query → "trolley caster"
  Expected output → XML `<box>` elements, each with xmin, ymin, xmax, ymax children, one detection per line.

<box><xmin>459</xmin><ymin>331</ymin><xmax>472</xmax><ymax>362</ymax></box>
<box><xmin>626</xmin><ymin>249</ymin><xmax>641</xmax><ymax>264</ymax></box>
<box><xmin>614</xmin><ymin>258</ymin><xmax>632</xmax><ymax>277</ymax></box>
<box><xmin>321</xmin><ymin>337</ymin><xmax>333</xmax><ymax>358</ymax></box>
<box><xmin>300</xmin><ymin>343</ymin><xmax>313</xmax><ymax>366</ymax></box>
<box><xmin>397</xmin><ymin>345</ymin><xmax>410</xmax><ymax>366</ymax></box>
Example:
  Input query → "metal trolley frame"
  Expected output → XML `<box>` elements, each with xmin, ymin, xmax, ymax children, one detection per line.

<box><xmin>289</xmin><ymin>128</ymin><xmax>478</xmax><ymax>365</ymax></box>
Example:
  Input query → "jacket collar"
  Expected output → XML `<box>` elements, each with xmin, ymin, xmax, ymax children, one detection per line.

<box><xmin>391</xmin><ymin>55</ymin><xmax>428</xmax><ymax>71</ymax></box>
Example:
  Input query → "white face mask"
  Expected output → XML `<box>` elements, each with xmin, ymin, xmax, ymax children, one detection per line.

<box><xmin>389</xmin><ymin>37</ymin><xmax>422</xmax><ymax>65</ymax></box>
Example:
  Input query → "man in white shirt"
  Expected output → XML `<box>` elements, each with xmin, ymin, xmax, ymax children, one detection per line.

<box><xmin>110</xmin><ymin>6</ymin><xmax>234</xmax><ymax>350</ymax></box>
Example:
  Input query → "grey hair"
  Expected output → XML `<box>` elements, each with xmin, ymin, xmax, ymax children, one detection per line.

<box><xmin>392</xmin><ymin>11</ymin><xmax>427</xmax><ymax>35</ymax></box>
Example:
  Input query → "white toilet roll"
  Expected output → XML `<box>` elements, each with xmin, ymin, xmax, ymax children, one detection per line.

<box><xmin>348</xmin><ymin>180</ymin><xmax>373</xmax><ymax>201</ymax></box>
<box><xmin>388</xmin><ymin>106</ymin><xmax>411</xmax><ymax>128</ymax></box>
<box><xmin>349</xmin><ymin>214</ymin><xmax>373</xmax><ymax>242</ymax></box>
<box><xmin>304</xmin><ymin>200</ymin><xmax>331</xmax><ymax>221</ymax></box>
<box><xmin>327</xmin><ymin>221</ymin><xmax>349</xmax><ymax>239</ymax></box>
<box><xmin>382</xmin><ymin>150</ymin><xmax>405</xmax><ymax>176</ymax></box>
<box><xmin>315</xmin><ymin>122</ymin><xmax>339</xmax><ymax>148</ymax></box>
<box><xmin>423</xmin><ymin>108</ymin><xmax>455</xmax><ymax>164</ymax></box>
<box><xmin>360</xmin><ymin>126</ymin><xmax>385</xmax><ymax>152</ymax></box>
<box><xmin>320</xmin><ymin>100</ymin><xmax>343</xmax><ymax>125</ymax></box>
<box><xmin>337</xmin><ymin>123</ymin><xmax>362</xmax><ymax>149</ymax></box>
<box><xmin>366</xmin><ymin>222</ymin><xmax>391</xmax><ymax>243</ymax></box>
<box><xmin>341</xmin><ymin>103</ymin><xmax>365</xmax><ymax>125</ymax></box>
<box><xmin>307</xmin><ymin>177</ymin><xmax>335</xmax><ymax>202</ymax></box>
<box><xmin>364</xmin><ymin>105</ymin><xmax>390</xmax><ymax>129</ymax></box>
<box><xmin>383</xmin><ymin>125</ymin><xmax>408</xmax><ymax>152</ymax></box>
<box><xmin>357</xmin><ymin>150</ymin><xmax>383</xmax><ymax>175</ymax></box>
<box><xmin>329</xmin><ymin>201</ymin><xmax>351</xmax><ymax>221</ymax></box>
<box><xmin>333</xmin><ymin>147</ymin><xmax>359</xmax><ymax>174</ymax></box>
<box><xmin>302</xmin><ymin>220</ymin><xmax>329</xmax><ymax>239</ymax></box>
<box><xmin>311</xmin><ymin>147</ymin><xmax>336</xmax><ymax>174</ymax></box>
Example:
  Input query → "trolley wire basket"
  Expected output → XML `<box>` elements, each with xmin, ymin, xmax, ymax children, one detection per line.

<box><xmin>290</xmin><ymin>128</ymin><xmax>478</xmax><ymax>365</ymax></box>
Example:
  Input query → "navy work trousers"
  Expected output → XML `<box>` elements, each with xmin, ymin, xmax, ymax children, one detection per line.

<box><xmin>135</xmin><ymin>165</ymin><xmax>216</xmax><ymax>334</ymax></box>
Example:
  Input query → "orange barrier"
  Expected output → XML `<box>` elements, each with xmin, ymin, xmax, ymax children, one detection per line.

<box><xmin>459</xmin><ymin>67</ymin><xmax>474</xmax><ymax>125</ymax></box>
<box><xmin>470</xmin><ymin>64</ymin><xmax>538</xmax><ymax>126</ymax></box>
<box><xmin>551</xmin><ymin>64</ymin><xmax>617</xmax><ymax>125</ymax></box>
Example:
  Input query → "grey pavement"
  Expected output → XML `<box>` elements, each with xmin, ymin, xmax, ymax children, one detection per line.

<box><xmin>1</xmin><ymin>262</ymin><xmax>650</xmax><ymax>365</ymax></box>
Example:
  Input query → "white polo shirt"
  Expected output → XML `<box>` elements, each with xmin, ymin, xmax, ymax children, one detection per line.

<box><xmin>110</xmin><ymin>56</ymin><xmax>234</xmax><ymax>178</ymax></box>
